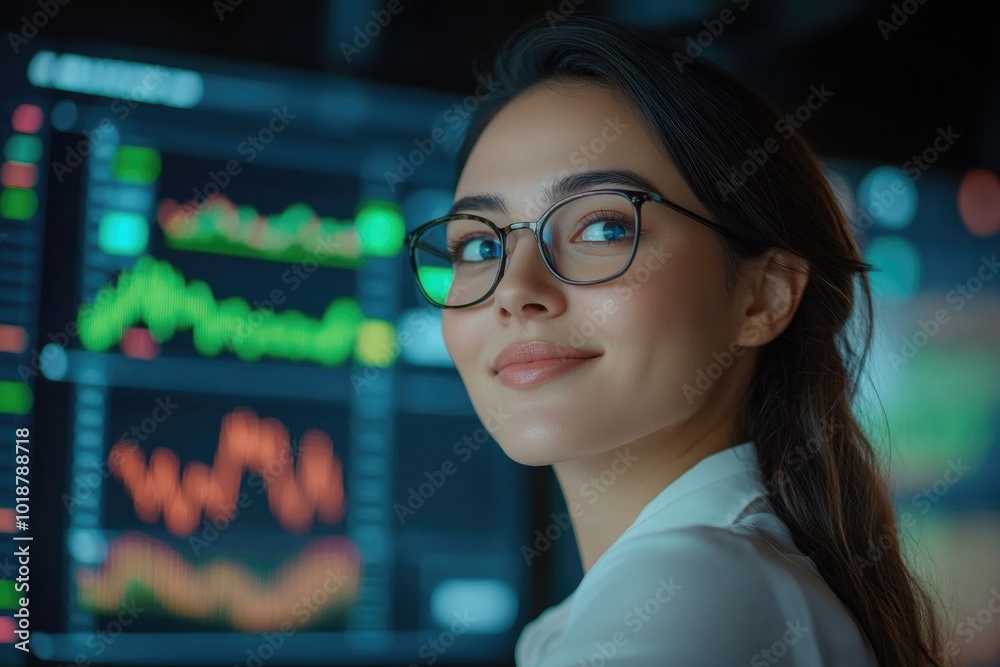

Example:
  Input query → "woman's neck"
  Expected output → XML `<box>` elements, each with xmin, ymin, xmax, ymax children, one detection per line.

<box><xmin>551</xmin><ymin>425</ymin><xmax>737</xmax><ymax>574</ymax></box>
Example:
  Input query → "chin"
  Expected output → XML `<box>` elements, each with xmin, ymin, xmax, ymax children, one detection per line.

<box><xmin>490</xmin><ymin>423</ymin><xmax>585</xmax><ymax>467</ymax></box>
<box><xmin>467</xmin><ymin>393</ymin><xmax>610</xmax><ymax>465</ymax></box>
<box><xmin>496</xmin><ymin>443</ymin><xmax>558</xmax><ymax>467</ymax></box>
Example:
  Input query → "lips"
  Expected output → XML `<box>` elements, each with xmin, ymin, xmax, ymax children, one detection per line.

<box><xmin>492</xmin><ymin>340</ymin><xmax>602</xmax><ymax>374</ymax></box>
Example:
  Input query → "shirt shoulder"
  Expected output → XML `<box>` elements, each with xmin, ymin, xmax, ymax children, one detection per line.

<box><xmin>523</xmin><ymin>524</ymin><xmax>876</xmax><ymax>666</ymax></box>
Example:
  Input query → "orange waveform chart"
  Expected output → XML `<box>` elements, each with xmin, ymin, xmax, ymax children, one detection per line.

<box><xmin>77</xmin><ymin>533</ymin><xmax>362</xmax><ymax>631</ymax></box>
<box><xmin>109</xmin><ymin>408</ymin><xmax>346</xmax><ymax>537</ymax></box>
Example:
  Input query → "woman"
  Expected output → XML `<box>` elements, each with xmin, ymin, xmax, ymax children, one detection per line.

<box><xmin>403</xmin><ymin>14</ymin><xmax>950</xmax><ymax>666</ymax></box>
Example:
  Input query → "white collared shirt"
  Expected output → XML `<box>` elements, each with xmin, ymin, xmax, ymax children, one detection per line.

<box><xmin>515</xmin><ymin>441</ymin><xmax>878</xmax><ymax>666</ymax></box>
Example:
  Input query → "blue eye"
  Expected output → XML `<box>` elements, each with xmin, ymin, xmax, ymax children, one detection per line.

<box><xmin>580</xmin><ymin>217</ymin><xmax>633</xmax><ymax>242</ymax></box>
<box><xmin>451</xmin><ymin>236</ymin><xmax>502</xmax><ymax>263</ymax></box>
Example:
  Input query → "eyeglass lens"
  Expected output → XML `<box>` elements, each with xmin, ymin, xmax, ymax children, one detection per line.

<box><xmin>412</xmin><ymin>192</ymin><xmax>638</xmax><ymax>307</ymax></box>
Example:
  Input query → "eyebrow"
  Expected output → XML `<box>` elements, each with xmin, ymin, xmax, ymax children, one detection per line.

<box><xmin>449</xmin><ymin>169</ymin><xmax>662</xmax><ymax>216</ymax></box>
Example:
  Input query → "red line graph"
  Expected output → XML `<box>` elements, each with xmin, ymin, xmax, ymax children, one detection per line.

<box><xmin>109</xmin><ymin>409</ymin><xmax>346</xmax><ymax>537</ymax></box>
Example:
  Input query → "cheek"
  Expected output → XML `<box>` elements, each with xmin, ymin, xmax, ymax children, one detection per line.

<box><xmin>441</xmin><ymin>312</ymin><xmax>480</xmax><ymax>373</ymax></box>
<box><xmin>612</xmin><ymin>240</ymin><xmax>729</xmax><ymax>326</ymax></box>
<box><xmin>598</xmin><ymin>239</ymin><xmax>736</xmax><ymax>380</ymax></box>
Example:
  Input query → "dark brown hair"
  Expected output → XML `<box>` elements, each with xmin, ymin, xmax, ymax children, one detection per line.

<box><xmin>455</xmin><ymin>13</ymin><xmax>951</xmax><ymax>666</ymax></box>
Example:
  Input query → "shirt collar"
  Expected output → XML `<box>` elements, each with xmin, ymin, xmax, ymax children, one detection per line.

<box><xmin>620</xmin><ymin>440</ymin><xmax>765</xmax><ymax>539</ymax></box>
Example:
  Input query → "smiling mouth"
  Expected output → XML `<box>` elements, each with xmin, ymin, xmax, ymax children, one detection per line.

<box><xmin>494</xmin><ymin>355</ymin><xmax>600</xmax><ymax>387</ymax></box>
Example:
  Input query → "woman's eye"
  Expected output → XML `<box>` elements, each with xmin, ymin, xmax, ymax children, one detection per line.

<box><xmin>580</xmin><ymin>219</ymin><xmax>633</xmax><ymax>242</ymax></box>
<box><xmin>454</xmin><ymin>237</ymin><xmax>502</xmax><ymax>262</ymax></box>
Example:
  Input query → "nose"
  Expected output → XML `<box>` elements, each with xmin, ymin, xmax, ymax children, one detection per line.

<box><xmin>490</xmin><ymin>228</ymin><xmax>566</xmax><ymax>321</ymax></box>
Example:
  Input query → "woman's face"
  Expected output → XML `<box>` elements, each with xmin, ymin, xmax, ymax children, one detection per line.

<box><xmin>442</xmin><ymin>81</ymin><xmax>750</xmax><ymax>466</ymax></box>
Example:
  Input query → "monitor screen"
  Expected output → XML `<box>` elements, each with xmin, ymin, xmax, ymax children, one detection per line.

<box><xmin>1</xmin><ymin>47</ymin><xmax>530</xmax><ymax>666</ymax></box>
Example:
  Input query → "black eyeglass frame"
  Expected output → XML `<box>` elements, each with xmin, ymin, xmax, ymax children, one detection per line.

<box><xmin>404</xmin><ymin>188</ymin><xmax>746</xmax><ymax>309</ymax></box>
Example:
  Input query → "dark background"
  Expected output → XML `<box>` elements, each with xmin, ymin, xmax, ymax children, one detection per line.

<box><xmin>5</xmin><ymin>0</ymin><xmax>997</xmax><ymax>168</ymax></box>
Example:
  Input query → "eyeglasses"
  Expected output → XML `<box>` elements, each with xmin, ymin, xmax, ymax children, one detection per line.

<box><xmin>404</xmin><ymin>188</ymin><xmax>743</xmax><ymax>308</ymax></box>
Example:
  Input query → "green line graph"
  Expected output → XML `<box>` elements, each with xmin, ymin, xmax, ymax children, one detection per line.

<box><xmin>77</xmin><ymin>256</ymin><xmax>397</xmax><ymax>367</ymax></box>
<box><xmin>156</xmin><ymin>196</ymin><xmax>405</xmax><ymax>267</ymax></box>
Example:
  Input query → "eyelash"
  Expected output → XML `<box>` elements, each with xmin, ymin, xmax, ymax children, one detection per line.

<box><xmin>446</xmin><ymin>232</ymin><xmax>496</xmax><ymax>262</ymax></box>
<box><xmin>576</xmin><ymin>210</ymin><xmax>636</xmax><ymax>241</ymax></box>
<box><xmin>574</xmin><ymin>211</ymin><xmax>653</xmax><ymax>248</ymax></box>
<box><xmin>445</xmin><ymin>211</ymin><xmax>651</xmax><ymax>261</ymax></box>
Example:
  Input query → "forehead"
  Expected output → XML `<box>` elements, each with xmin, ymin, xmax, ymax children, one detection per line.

<box><xmin>455</xmin><ymin>81</ymin><xmax>676</xmax><ymax>211</ymax></box>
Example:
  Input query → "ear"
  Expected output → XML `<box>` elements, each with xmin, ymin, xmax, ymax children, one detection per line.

<box><xmin>734</xmin><ymin>249</ymin><xmax>810</xmax><ymax>348</ymax></box>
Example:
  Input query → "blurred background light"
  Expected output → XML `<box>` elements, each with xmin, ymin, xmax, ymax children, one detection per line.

<box><xmin>863</xmin><ymin>235</ymin><xmax>922</xmax><ymax>301</ymax></box>
<box><xmin>957</xmin><ymin>168</ymin><xmax>1000</xmax><ymax>237</ymax></box>
<box><xmin>858</xmin><ymin>165</ymin><xmax>919</xmax><ymax>230</ymax></box>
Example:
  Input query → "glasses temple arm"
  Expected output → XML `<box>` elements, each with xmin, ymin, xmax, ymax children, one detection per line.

<box><xmin>648</xmin><ymin>193</ymin><xmax>749</xmax><ymax>244</ymax></box>
<box><xmin>411</xmin><ymin>239</ymin><xmax>452</xmax><ymax>263</ymax></box>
